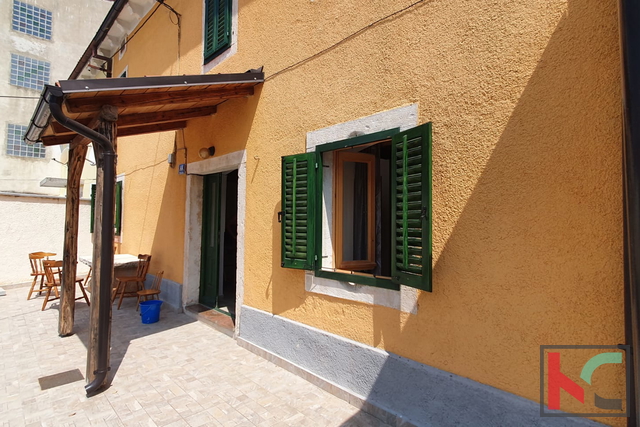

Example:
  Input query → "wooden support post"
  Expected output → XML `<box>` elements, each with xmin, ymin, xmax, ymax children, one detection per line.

<box><xmin>86</xmin><ymin>106</ymin><xmax>117</xmax><ymax>387</ymax></box>
<box><xmin>58</xmin><ymin>142</ymin><xmax>88</xmax><ymax>337</ymax></box>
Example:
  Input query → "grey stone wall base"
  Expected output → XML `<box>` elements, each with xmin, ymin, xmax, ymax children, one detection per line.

<box><xmin>237</xmin><ymin>337</ymin><xmax>417</xmax><ymax>427</ymax></box>
<box><xmin>144</xmin><ymin>274</ymin><xmax>182</xmax><ymax>313</ymax></box>
<box><xmin>239</xmin><ymin>306</ymin><xmax>602</xmax><ymax>427</ymax></box>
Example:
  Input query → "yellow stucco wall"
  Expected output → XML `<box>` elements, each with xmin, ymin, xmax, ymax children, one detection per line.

<box><xmin>111</xmin><ymin>0</ymin><xmax>624</xmax><ymax>416</ymax></box>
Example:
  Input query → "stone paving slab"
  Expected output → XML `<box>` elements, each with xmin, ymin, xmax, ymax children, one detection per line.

<box><xmin>0</xmin><ymin>286</ymin><xmax>390</xmax><ymax>426</ymax></box>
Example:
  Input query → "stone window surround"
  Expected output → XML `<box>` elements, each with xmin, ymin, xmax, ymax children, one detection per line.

<box><xmin>305</xmin><ymin>104</ymin><xmax>421</xmax><ymax>314</ymax></box>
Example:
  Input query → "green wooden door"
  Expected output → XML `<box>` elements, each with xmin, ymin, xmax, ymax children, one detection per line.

<box><xmin>200</xmin><ymin>174</ymin><xmax>222</xmax><ymax>307</ymax></box>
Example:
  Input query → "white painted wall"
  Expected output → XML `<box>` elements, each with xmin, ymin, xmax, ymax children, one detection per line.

<box><xmin>0</xmin><ymin>194</ymin><xmax>92</xmax><ymax>285</ymax></box>
<box><xmin>0</xmin><ymin>0</ymin><xmax>109</xmax><ymax>196</ymax></box>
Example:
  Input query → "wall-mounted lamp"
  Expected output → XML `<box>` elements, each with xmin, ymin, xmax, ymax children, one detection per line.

<box><xmin>198</xmin><ymin>146</ymin><xmax>216</xmax><ymax>159</ymax></box>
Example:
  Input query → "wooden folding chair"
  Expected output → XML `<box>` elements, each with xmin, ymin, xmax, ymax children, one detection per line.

<box><xmin>112</xmin><ymin>254</ymin><xmax>152</xmax><ymax>310</ymax></box>
<box><xmin>41</xmin><ymin>260</ymin><xmax>90</xmax><ymax>311</ymax></box>
<box><xmin>136</xmin><ymin>271</ymin><xmax>164</xmax><ymax>311</ymax></box>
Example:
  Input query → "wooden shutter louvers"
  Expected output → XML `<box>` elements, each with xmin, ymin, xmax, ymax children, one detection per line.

<box><xmin>204</xmin><ymin>0</ymin><xmax>231</xmax><ymax>61</ymax></box>
<box><xmin>391</xmin><ymin>123</ymin><xmax>432</xmax><ymax>291</ymax></box>
<box><xmin>281</xmin><ymin>153</ymin><xmax>316</xmax><ymax>270</ymax></box>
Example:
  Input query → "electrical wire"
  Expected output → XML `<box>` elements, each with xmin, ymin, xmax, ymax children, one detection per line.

<box><xmin>266</xmin><ymin>0</ymin><xmax>428</xmax><ymax>81</ymax></box>
<box><xmin>0</xmin><ymin>95</ymin><xmax>40</xmax><ymax>99</ymax></box>
<box><xmin>160</xmin><ymin>0</ymin><xmax>182</xmax><ymax>74</ymax></box>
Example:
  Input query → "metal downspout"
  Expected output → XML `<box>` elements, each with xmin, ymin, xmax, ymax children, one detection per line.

<box><xmin>619</xmin><ymin>0</ymin><xmax>640</xmax><ymax>424</ymax></box>
<box><xmin>48</xmin><ymin>94</ymin><xmax>116</xmax><ymax>397</ymax></box>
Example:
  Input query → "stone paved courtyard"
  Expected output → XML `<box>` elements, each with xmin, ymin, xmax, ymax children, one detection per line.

<box><xmin>0</xmin><ymin>285</ymin><xmax>389</xmax><ymax>426</ymax></box>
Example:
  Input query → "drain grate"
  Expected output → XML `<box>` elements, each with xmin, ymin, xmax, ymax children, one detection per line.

<box><xmin>38</xmin><ymin>368</ymin><xmax>84</xmax><ymax>390</ymax></box>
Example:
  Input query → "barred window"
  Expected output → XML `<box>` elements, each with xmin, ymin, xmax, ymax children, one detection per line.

<box><xmin>6</xmin><ymin>124</ymin><xmax>45</xmax><ymax>159</ymax></box>
<box><xmin>12</xmin><ymin>1</ymin><xmax>52</xmax><ymax>40</ymax></box>
<box><xmin>10</xmin><ymin>54</ymin><xmax>50</xmax><ymax>91</ymax></box>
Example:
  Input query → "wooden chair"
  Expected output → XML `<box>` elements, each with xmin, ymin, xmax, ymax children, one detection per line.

<box><xmin>136</xmin><ymin>271</ymin><xmax>164</xmax><ymax>311</ymax></box>
<box><xmin>112</xmin><ymin>254</ymin><xmax>152</xmax><ymax>310</ymax></box>
<box><xmin>27</xmin><ymin>252</ymin><xmax>57</xmax><ymax>300</ymax></box>
<box><xmin>27</xmin><ymin>252</ymin><xmax>47</xmax><ymax>300</ymax></box>
<box><xmin>41</xmin><ymin>260</ymin><xmax>90</xmax><ymax>311</ymax></box>
<box><xmin>83</xmin><ymin>267</ymin><xmax>92</xmax><ymax>291</ymax></box>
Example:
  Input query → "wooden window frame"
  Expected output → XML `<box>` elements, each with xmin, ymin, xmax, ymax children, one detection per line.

<box><xmin>312</xmin><ymin>128</ymin><xmax>400</xmax><ymax>291</ymax></box>
<box><xmin>333</xmin><ymin>150</ymin><xmax>376</xmax><ymax>271</ymax></box>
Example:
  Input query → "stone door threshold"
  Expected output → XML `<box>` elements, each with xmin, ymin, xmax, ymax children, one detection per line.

<box><xmin>184</xmin><ymin>304</ymin><xmax>235</xmax><ymax>337</ymax></box>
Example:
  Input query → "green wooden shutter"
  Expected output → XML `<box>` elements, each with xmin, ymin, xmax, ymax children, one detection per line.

<box><xmin>391</xmin><ymin>123</ymin><xmax>432</xmax><ymax>291</ymax></box>
<box><xmin>115</xmin><ymin>181</ymin><xmax>123</xmax><ymax>236</ymax></box>
<box><xmin>204</xmin><ymin>0</ymin><xmax>231</xmax><ymax>62</ymax></box>
<box><xmin>90</xmin><ymin>183</ymin><xmax>96</xmax><ymax>233</ymax></box>
<box><xmin>281</xmin><ymin>153</ymin><xmax>316</xmax><ymax>269</ymax></box>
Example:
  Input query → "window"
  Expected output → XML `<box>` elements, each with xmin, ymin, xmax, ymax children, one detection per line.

<box><xmin>10</xmin><ymin>54</ymin><xmax>50</xmax><ymax>91</ymax></box>
<box><xmin>334</xmin><ymin>150</ymin><xmax>376</xmax><ymax>271</ymax></box>
<box><xmin>118</xmin><ymin>35</ymin><xmax>127</xmax><ymax>60</ymax></box>
<box><xmin>281</xmin><ymin>123</ymin><xmax>433</xmax><ymax>292</ymax></box>
<box><xmin>6</xmin><ymin>124</ymin><xmax>45</xmax><ymax>158</ymax></box>
<box><xmin>204</xmin><ymin>0</ymin><xmax>232</xmax><ymax>63</ymax></box>
<box><xmin>12</xmin><ymin>1</ymin><xmax>52</xmax><ymax>40</ymax></box>
<box><xmin>90</xmin><ymin>181</ymin><xmax>123</xmax><ymax>236</ymax></box>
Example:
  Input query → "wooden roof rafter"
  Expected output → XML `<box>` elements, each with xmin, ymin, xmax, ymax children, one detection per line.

<box><xmin>50</xmin><ymin>105</ymin><xmax>218</xmax><ymax>136</ymax></box>
<box><xmin>25</xmin><ymin>70</ymin><xmax>264</xmax><ymax>147</ymax></box>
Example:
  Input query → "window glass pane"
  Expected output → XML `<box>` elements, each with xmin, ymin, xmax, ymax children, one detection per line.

<box><xmin>6</xmin><ymin>124</ymin><xmax>45</xmax><ymax>159</ymax></box>
<box><xmin>342</xmin><ymin>161</ymin><xmax>369</xmax><ymax>262</ymax></box>
<box><xmin>12</xmin><ymin>1</ymin><xmax>52</xmax><ymax>40</ymax></box>
<box><xmin>9</xmin><ymin>54</ymin><xmax>50</xmax><ymax>91</ymax></box>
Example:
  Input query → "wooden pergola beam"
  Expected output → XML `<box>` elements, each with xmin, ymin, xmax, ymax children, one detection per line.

<box><xmin>70</xmin><ymin>115</ymin><xmax>103</xmax><ymax>148</ymax></box>
<box><xmin>43</xmin><ymin>120</ymin><xmax>188</xmax><ymax>146</ymax></box>
<box><xmin>66</xmin><ymin>87</ymin><xmax>254</xmax><ymax>113</ymax></box>
<box><xmin>51</xmin><ymin>106</ymin><xmax>217</xmax><ymax>135</ymax></box>
<box><xmin>117</xmin><ymin>121</ymin><xmax>187</xmax><ymax>137</ymax></box>
<box><xmin>59</xmin><ymin>143</ymin><xmax>88</xmax><ymax>337</ymax></box>
<box><xmin>86</xmin><ymin>105</ymin><xmax>118</xmax><ymax>389</ymax></box>
<box><xmin>42</xmin><ymin>134</ymin><xmax>75</xmax><ymax>146</ymax></box>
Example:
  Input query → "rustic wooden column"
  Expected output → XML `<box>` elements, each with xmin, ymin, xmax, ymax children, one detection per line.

<box><xmin>86</xmin><ymin>106</ymin><xmax>117</xmax><ymax>386</ymax></box>
<box><xmin>58</xmin><ymin>142</ymin><xmax>88</xmax><ymax>337</ymax></box>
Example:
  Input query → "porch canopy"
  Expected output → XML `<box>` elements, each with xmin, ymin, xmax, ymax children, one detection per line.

<box><xmin>22</xmin><ymin>70</ymin><xmax>263</xmax><ymax>395</ymax></box>
<box><xmin>24</xmin><ymin>70</ymin><xmax>264</xmax><ymax>146</ymax></box>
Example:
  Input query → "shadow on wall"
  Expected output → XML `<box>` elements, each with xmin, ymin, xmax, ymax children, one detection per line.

<box><xmin>270</xmin><ymin>201</ymin><xmax>309</xmax><ymax>315</ymax></box>
<box><xmin>334</xmin><ymin>0</ymin><xmax>624</xmax><ymax>424</ymax></box>
<box><xmin>145</xmin><ymin>89</ymin><xmax>261</xmax><ymax>306</ymax></box>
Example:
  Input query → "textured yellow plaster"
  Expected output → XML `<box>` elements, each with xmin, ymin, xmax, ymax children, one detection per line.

<box><xmin>111</xmin><ymin>0</ymin><xmax>624</xmax><ymax>419</ymax></box>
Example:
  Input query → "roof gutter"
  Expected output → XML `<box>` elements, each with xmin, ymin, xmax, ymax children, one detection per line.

<box><xmin>68</xmin><ymin>0</ymin><xmax>129</xmax><ymax>80</ymax></box>
<box><xmin>619</xmin><ymin>0</ymin><xmax>640</xmax><ymax>424</ymax></box>
<box><xmin>47</xmin><ymin>89</ymin><xmax>116</xmax><ymax>397</ymax></box>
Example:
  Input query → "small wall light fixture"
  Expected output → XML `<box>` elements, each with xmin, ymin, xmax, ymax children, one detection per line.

<box><xmin>198</xmin><ymin>146</ymin><xmax>216</xmax><ymax>159</ymax></box>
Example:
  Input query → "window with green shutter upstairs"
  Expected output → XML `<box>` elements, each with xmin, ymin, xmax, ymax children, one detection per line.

<box><xmin>391</xmin><ymin>123</ymin><xmax>432</xmax><ymax>291</ymax></box>
<box><xmin>204</xmin><ymin>0</ymin><xmax>231</xmax><ymax>63</ymax></box>
<box><xmin>281</xmin><ymin>153</ymin><xmax>317</xmax><ymax>270</ymax></box>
